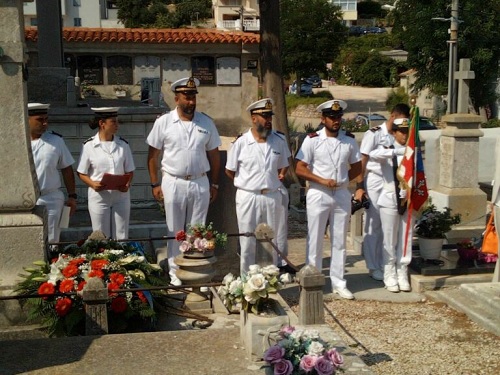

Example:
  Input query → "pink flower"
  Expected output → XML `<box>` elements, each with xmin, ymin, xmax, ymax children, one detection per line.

<box><xmin>325</xmin><ymin>348</ymin><xmax>344</xmax><ymax>368</ymax></box>
<box><xmin>314</xmin><ymin>357</ymin><xmax>334</xmax><ymax>375</ymax></box>
<box><xmin>193</xmin><ymin>237</ymin><xmax>205</xmax><ymax>251</ymax></box>
<box><xmin>273</xmin><ymin>359</ymin><xmax>293</xmax><ymax>375</ymax></box>
<box><xmin>263</xmin><ymin>345</ymin><xmax>285</xmax><ymax>363</ymax></box>
<box><xmin>179</xmin><ymin>241</ymin><xmax>192</xmax><ymax>253</ymax></box>
<box><xmin>280</xmin><ymin>325</ymin><xmax>295</xmax><ymax>336</ymax></box>
<box><xmin>299</xmin><ymin>354</ymin><xmax>318</xmax><ymax>373</ymax></box>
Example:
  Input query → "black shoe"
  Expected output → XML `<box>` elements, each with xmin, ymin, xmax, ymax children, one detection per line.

<box><xmin>278</xmin><ymin>264</ymin><xmax>297</xmax><ymax>274</ymax></box>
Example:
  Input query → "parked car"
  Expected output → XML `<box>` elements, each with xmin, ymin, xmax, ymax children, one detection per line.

<box><xmin>305</xmin><ymin>75</ymin><xmax>322</xmax><ymax>88</ymax></box>
<box><xmin>365</xmin><ymin>26</ymin><xmax>387</xmax><ymax>34</ymax></box>
<box><xmin>289</xmin><ymin>80</ymin><xmax>313</xmax><ymax>95</ymax></box>
<box><xmin>355</xmin><ymin>113</ymin><xmax>387</xmax><ymax>127</ymax></box>
<box><xmin>348</xmin><ymin>26</ymin><xmax>366</xmax><ymax>37</ymax></box>
<box><xmin>419</xmin><ymin>116</ymin><xmax>438</xmax><ymax>130</ymax></box>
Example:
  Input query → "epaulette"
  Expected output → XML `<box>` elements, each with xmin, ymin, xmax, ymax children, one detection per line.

<box><xmin>232</xmin><ymin>133</ymin><xmax>243</xmax><ymax>143</ymax></box>
<box><xmin>344</xmin><ymin>131</ymin><xmax>355</xmax><ymax>138</ymax></box>
<box><xmin>308</xmin><ymin>132</ymin><xmax>319</xmax><ymax>138</ymax></box>
<box><xmin>273</xmin><ymin>130</ymin><xmax>285</xmax><ymax>140</ymax></box>
<box><xmin>119</xmin><ymin>136</ymin><xmax>129</xmax><ymax>144</ymax></box>
<box><xmin>369</xmin><ymin>126</ymin><xmax>381</xmax><ymax>132</ymax></box>
<box><xmin>50</xmin><ymin>131</ymin><xmax>63</xmax><ymax>137</ymax></box>
<box><xmin>83</xmin><ymin>137</ymin><xmax>94</xmax><ymax>144</ymax></box>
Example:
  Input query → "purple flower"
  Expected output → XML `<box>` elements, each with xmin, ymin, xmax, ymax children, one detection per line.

<box><xmin>325</xmin><ymin>348</ymin><xmax>344</xmax><ymax>368</ymax></box>
<box><xmin>263</xmin><ymin>345</ymin><xmax>285</xmax><ymax>363</ymax></box>
<box><xmin>314</xmin><ymin>357</ymin><xmax>334</xmax><ymax>375</ymax></box>
<box><xmin>273</xmin><ymin>359</ymin><xmax>293</xmax><ymax>375</ymax></box>
<box><xmin>299</xmin><ymin>354</ymin><xmax>318</xmax><ymax>373</ymax></box>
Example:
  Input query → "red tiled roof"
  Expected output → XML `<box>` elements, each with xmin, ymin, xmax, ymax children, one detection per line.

<box><xmin>25</xmin><ymin>27</ymin><xmax>260</xmax><ymax>44</ymax></box>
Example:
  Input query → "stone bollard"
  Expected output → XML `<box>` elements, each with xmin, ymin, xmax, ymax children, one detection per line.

<box><xmin>82</xmin><ymin>277</ymin><xmax>109</xmax><ymax>335</ymax></box>
<box><xmin>297</xmin><ymin>265</ymin><xmax>325</xmax><ymax>325</ymax></box>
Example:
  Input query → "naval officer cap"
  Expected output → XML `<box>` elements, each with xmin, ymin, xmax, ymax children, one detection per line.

<box><xmin>316</xmin><ymin>99</ymin><xmax>348</xmax><ymax>118</ymax></box>
<box><xmin>393</xmin><ymin>117</ymin><xmax>410</xmax><ymax>131</ymax></box>
<box><xmin>247</xmin><ymin>98</ymin><xmax>274</xmax><ymax>116</ymax></box>
<box><xmin>171</xmin><ymin>77</ymin><xmax>200</xmax><ymax>94</ymax></box>
<box><xmin>91</xmin><ymin>107</ymin><xmax>119</xmax><ymax>119</ymax></box>
<box><xmin>28</xmin><ymin>103</ymin><xmax>50</xmax><ymax>116</ymax></box>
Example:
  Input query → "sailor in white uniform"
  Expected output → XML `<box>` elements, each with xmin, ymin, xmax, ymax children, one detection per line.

<box><xmin>147</xmin><ymin>77</ymin><xmax>221</xmax><ymax>285</ymax></box>
<box><xmin>226</xmin><ymin>98</ymin><xmax>291</xmax><ymax>273</ymax></box>
<box><xmin>295</xmin><ymin>99</ymin><xmax>364</xmax><ymax>300</ymax></box>
<box><xmin>28</xmin><ymin>103</ymin><xmax>77</xmax><ymax>244</ymax></box>
<box><xmin>77</xmin><ymin>107</ymin><xmax>135</xmax><ymax>240</ymax></box>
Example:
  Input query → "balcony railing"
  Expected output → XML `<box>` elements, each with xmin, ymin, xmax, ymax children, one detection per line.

<box><xmin>218</xmin><ymin>19</ymin><xmax>260</xmax><ymax>31</ymax></box>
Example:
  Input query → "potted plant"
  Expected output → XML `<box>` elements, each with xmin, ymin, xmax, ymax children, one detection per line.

<box><xmin>415</xmin><ymin>203</ymin><xmax>461</xmax><ymax>260</ymax></box>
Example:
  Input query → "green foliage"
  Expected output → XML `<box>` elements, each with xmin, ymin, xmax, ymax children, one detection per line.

<box><xmin>285</xmin><ymin>91</ymin><xmax>333</xmax><ymax>113</ymax></box>
<box><xmin>280</xmin><ymin>0</ymin><xmax>347</xmax><ymax>79</ymax></box>
<box><xmin>357</xmin><ymin>1</ymin><xmax>384</xmax><ymax>19</ymax></box>
<box><xmin>481</xmin><ymin>119</ymin><xmax>500</xmax><ymax>128</ymax></box>
<box><xmin>386</xmin><ymin>87</ymin><xmax>410</xmax><ymax>112</ymax></box>
<box><xmin>342</xmin><ymin>119</ymin><xmax>369</xmax><ymax>133</ymax></box>
<box><xmin>415</xmin><ymin>203</ymin><xmax>461</xmax><ymax>239</ymax></box>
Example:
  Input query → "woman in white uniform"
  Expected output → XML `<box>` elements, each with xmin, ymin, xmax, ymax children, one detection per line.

<box><xmin>77</xmin><ymin>107</ymin><xmax>135</xmax><ymax>240</ymax></box>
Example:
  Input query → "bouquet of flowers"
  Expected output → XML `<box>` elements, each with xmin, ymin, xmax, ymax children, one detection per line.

<box><xmin>218</xmin><ymin>264</ymin><xmax>292</xmax><ymax>314</ymax></box>
<box><xmin>175</xmin><ymin>222</ymin><xmax>227</xmax><ymax>254</ymax></box>
<box><xmin>263</xmin><ymin>326</ymin><xmax>344</xmax><ymax>375</ymax></box>
<box><xmin>15</xmin><ymin>236</ymin><xmax>164</xmax><ymax>336</ymax></box>
<box><xmin>456</xmin><ymin>239</ymin><xmax>480</xmax><ymax>262</ymax></box>
<box><xmin>415</xmin><ymin>203</ymin><xmax>461</xmax><ymax>239</ymax></box>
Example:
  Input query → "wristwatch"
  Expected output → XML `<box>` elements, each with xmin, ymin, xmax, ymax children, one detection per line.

<box><xmin>68</xmin><ymin>193</ymin><xmax>78</xmax><ymax>199</ymax></box>
<box><xmin>151</xmin><ymin>182</ymin><xmax>161</xmax><ymax>188</ymax></box>
<box><xmin>211</xmin><ymin>183</ymin><xmax>219</xmax><ymax>190</ymax></box>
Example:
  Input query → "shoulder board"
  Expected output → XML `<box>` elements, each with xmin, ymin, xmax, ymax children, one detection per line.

<box><xmin>369</xmin><ymin>126</ymin><xmax>381</xmax><ymax>132</ymax></box>
<box><xmin>344</xmin><ymin>131</ymin><xmax>355</xmax><ymax>138</ymax></box>
<box><xmin>273</xmin><ymin>131</ymin><xmax>285</xmax><ymax>140</ymax></box>
<box><xmin>308</xmin><ymin>132</ymin><xmax>319</xmax><ymax>138</ymax></box>
<box><xmin>200</xmin><ymin>112</ymin><xmax>213</xmax><ymax>120</ymax></box>
<box><xmin>232</xmin><ymin>133</ymin><xmax>243</xmax><ymax>143</ymax></box>
<box><xmin>83</xmin><ymin>137</ymin><xmax>94</xmax><ymax>144</ymax></box>
<box><xmin>119</xmin><ymin>136</ymin><xmax>129</xmax><ymax>144</ymax></box>
<box><xmin>50</xmin><ymin>131</ymin><xmax>63</xmax><ymax>137</ymax></box>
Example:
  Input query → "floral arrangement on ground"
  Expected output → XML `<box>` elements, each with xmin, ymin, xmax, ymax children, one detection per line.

<box><xmin>218</xmin><ymin>264</ymin><xmax>292</xmax><ymax>314</ymax></box>
<box><xmin>15</xmin><ymin>234</ymin><xmax>165</xmax><ymax>336</ymax></box>
<box><xmin>263</xmin><ymin>325</ymin><xmax>344</xmax><ymax>375</ymax></box>
<box><xmin>415</xmin><ymin>203</ymin><xmax>461</xmax><ymax>239</ymax></box>
<box><xmin>175</xmin><ymin>222</ymin><xmax>227</xmax><ymax>254</ymax></box>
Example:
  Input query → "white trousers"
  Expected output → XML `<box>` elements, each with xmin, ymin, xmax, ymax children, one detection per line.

<box><xmin>275</xmin><ymin>185</ymin><xmax>289</xmax><ymax>266</ymax></box>
<box><xmin>379</xmin><ymin>206</ymin><xmax>414</xmax><ymax>285</ymax></box>
<box><xmin>36</xmin><ymin>190</ymin><xmax>64</xmax><ymax>243</ymax></box>
<box><xmin>236</xmin><ymin>189</ymin><xmax>279</xmax><ymax>273</ymax></box>
<box><xmin>161</xmin><ymin>174</ymin><xmax>210</xmax><ymax>279</ymax></box>
<box><xmin>306</xmin><ymin>187</ymin><xmax>350</xmax><ymax>290</ymax></box>
<box><xmin>88</xmin><ymin>189</ymin><xmax>130</xmax><ymax>240</ymax></box>
<box><xmin>363</xmin><ymin>172</ymin><xmax>384</xmax><ymax>271</ymax></box>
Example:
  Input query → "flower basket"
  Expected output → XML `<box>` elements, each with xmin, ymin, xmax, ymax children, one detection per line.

<box><xmin>183</xmin><ymin>250</ymin><xmax>214</xmax><ymax>259</ymax></box>
<box><xmin>418</xmin><ymin>237</ymin><xmax>444</xmax><ymax>260</ymax></box>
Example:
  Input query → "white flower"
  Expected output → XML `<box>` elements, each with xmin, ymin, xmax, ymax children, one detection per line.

<box><xmin>229</xmin><ymin>279</ymin><xmax>243</xmax><ymax>294</ymax></box>
<box><xmin>303</xmin><ymin>329</ymin><xmax>320</xmax><ymax>340</ymax></box>
<box><xmin>262</xmin><ymin>265</ymin><xmax>280</xmax><ymax>277</ymax></box>
<box><xmin>108</xmin><ymin>250</ymin><xmax>124</xmax><ymax>255</ymax></box>
<box><xmin>280</xmin><ymin>273</ymin><xmax>293</xmax><ymax>284</ymax></box>
<box><xmin>47</xmin><ymin>262</ymin><xmax>64</xmax><ymax>285</ymax></box>
<box><xmin>247</xmin><ymin>264</ymin><xmax>262</xmax><ymax>276</ymax></box>
<box><xmin>290</xmin><ymin>329</ymin><xmax>305</xmax><ymax>341</ymax></box>
<box><xmin>116</xmin><ymin>255</ymin><xmax>141</xmax><ymax>265</ymax></box>
<box><xmin>222</xmin><ymin>273</ymin><xmax>235</xmax><ymax>285</ymax></box>
<box><xmin>308</xmin><ymin>341</ymin><xmax>325</xmax><ymax>356</ymax></box>
<box><xmin>246</xmin><ymin>274</ymin><xmax>268</xmax><ymax>292</ymax></box>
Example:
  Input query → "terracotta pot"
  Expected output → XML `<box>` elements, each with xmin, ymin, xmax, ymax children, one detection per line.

<box><xmin>418</xmin><ymin>237</ymin><xmax>444</xmax><ymax>260</ymax></box>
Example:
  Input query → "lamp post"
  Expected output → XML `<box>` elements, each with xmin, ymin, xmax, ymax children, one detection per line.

<box><xmin>432</xmin><ymin>0</ymin><xmax>460</xmax><ymax>114</ymax></box>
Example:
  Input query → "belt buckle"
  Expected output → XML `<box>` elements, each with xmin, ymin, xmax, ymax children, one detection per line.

<box><xmin>184</xmin><ymin>175</ymin><xmax>192</xmax><ymax>180</ymax></box>
<box><xmin>261</xmin><ymin>188</ymin><xmax>270</xmax><ymax>194</ymax></box>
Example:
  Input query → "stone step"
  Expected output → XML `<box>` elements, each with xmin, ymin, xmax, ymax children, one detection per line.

<box><xmin>460</xmin><ymin>282</ymin><xmax>500</xmax><ymax>312</ymax></box>
<box><xmin>410</xmin><ymin>272</ymin><xmax>493</xmax><ymax>293</ymax></box>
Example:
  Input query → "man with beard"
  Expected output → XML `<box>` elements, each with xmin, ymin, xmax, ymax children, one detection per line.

<box><xmin>28</xmin><ymin>103</ymin><xmax>77</xmax><ymax>245</ymax></box>
<box><xmin>225</xmin><ymin>98</ymin><xmax>291</xmax><ymax>273</ymax></box>
<box><xmin>295</xmin><ymin>100</ymin><xmax>364</xmax><ymax>299</ymax></box>
<box><xmin>146</xmin><ymin>77</ymin><xmax>221</xmax><ymax>286</ymax></box>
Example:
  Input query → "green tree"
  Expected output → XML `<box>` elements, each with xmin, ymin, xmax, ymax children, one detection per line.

<box><xmin>391</xmin><ymin>0</ymin><xmax>500</xmax><ymax>109</ymax></box>
<box><xmin>357</xmin><ymin>1</ymin><xmax>384</xmax><ymax>19</ymax></box>
<box><xmin>116</xmin><ymin>0</ymin><xmax>162</xmax><ymax>28</ymax></box>
<box><xmin>280</xmin><ymin>0</ymin><xmax>347</xmax><ymax>90</ymax></box>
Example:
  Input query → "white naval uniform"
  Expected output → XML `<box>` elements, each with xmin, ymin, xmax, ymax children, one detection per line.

<box><xmin>360</xmin><ymin>123</ymin><xmax>394</xmax><ymax>272</ymax></box>
<box><xmin>31</xmin><ymin>131</ymin><xmax>75</xmax><ymax>243</ymax></box>
<box><xmin>276</xmin><ymin>182</ymin><xmax>290</xmax><ymax>267</ymax></box>
<box><xmin>77</xmin><ymin>134</ymin><xmax>135</xmax><ymax>240</ymax></box>
<box><xmin>369</xmin><ymin>142</ymin><xmax>414</xmax><ymax>287</ymax></box>
<box><xmin>295</xmin><ymin>129</ymin><xmax>361</xmax><ymax>290</ymax></box>
<box><xmin>146</xmin><ymin>109</ymin><xmax>221</xmax><ymax>279</ymax></box>
<box><xmin>226</xmin><ymin>130</ymin><xmax>290</xmax><ymax>273</ymax></box>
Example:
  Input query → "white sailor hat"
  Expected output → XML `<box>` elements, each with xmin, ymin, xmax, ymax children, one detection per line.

<box><xmin>171</xmin><ymin>77</ymin><xmax>200</xmax><ymax>94</ymax></box>
<box><xmin>393</xmin><ymin>117</ymin><xmax>410</xmax><ymax>130</ymax></box>
<box><xmin>27</xmin><ymin>103</ymin><xmax>50</xmax><ymax>115</ymax></box>
<box><xmin>91</xmin><ymin>107</ymin><xmax>119</xmax><ymax>118</ymax></box>
<box><xmin>316</xmin><ymin>99</ymin><xmax>347</xmax><ymax>117</ymax></box>
<box><xmin>246</xmin><ymin>98</ymin><xmax>274</xmax><ymax>115</ymax></box>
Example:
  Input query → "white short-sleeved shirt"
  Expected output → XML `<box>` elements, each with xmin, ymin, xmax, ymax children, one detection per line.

<box><xmin>360</xmin><ymin>122</ymin><xmax>394</xmax><ymax>176</ymax></box>
<box><xmin>77</xmin><ymin>133</ymin><xmax>135</xmax><ymax>181</ymax></box>
<box><xmin>31</xmin><ymin>131</ymin><xmax>75</xmax><ymax>195</ymax></box>
<box><xmin>146</xmin><ymin>109</ymin><xmax>221</xmax><ymax>176</ymax></box>
<box><xmin>226</xmin><ymin>130</ymin><xmax>290</xmax><ymax>191</ymax></box>
<box><xmin>295</xmin><ymin>128</ymin><xmax>360</xmax><ymax>186</ymax></box>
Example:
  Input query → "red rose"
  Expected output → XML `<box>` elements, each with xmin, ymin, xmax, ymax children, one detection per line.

<box><xmin>62</xmin><ymin>264</ymin><xmax>78</xmax><ymax>278</ymax></box>
<box><xmin>110</xmin><ymin>296</ymin><xmax>128</xmax><ymax>313</ymax></box>
<box><xmin>59</xmin><ymin>279</ymin><xmax>74</xmax><ymax>293</ymax></box>
<box><xmin>55</xmin><ymin>297</ymin><xmax>72</xmax><ymax>317</ymax></box>
<box><xmin>38</xmin><ymin>282</ymin><xmax>55</xmax><ymax>300</ymax></box>
<box><xmin>176</xmin><ymin>230</ymin><xmax>186</xmax><ymax>241</ymax></box>
<box><xmin>88</xmin><ymin>269</ymin><xmax>104</xmax><ymax>279</ymax></box>
<box><xmin>109</xmin><ymin>272</ymin><xmax>125</xmax><ymax>286</ymax></box>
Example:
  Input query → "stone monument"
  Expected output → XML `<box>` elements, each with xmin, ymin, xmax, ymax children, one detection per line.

<box><xmin>0</xmin><ymin>0</ymin><xmax>46</xmax><ymax>327</ymax></box>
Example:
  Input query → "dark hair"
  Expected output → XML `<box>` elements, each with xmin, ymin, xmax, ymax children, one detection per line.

<box><xmin>89</xmin><ymin>118</ymin><xmax>100</xmax><ymax>130</ymax></box>
<box><xmin>391</xmin><ymin>103</ymin><xmax>411</xmax><ymax>118</ymax></box>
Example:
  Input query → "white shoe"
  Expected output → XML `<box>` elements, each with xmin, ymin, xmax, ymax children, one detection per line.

<box><xmin>370</xmin><ymin>269</ymin><xmax>384</xmax><ymax>281</ymax></box>
<box><xmin>169</xmin><ymin>276</ymin><xmax>182</xmax><ymax>286</ymax></box>
<box><xmin>333</xmin><ymin>287</ymin><xmax>354</xmax><ymax>300</ymax></box>
<box><xmin>398</xmin><ymin>279</ymin><xmax>411</xmax><ymax>292</ymax></box>
<box><xmin>385</xmin><ymin>284</ymin><xmax>400</xmax><ymax>293</ymax></box>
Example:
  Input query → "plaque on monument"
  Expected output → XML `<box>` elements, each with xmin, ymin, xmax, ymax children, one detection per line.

<box><xmin>162</xmin><ymin>55</ymin><xmax>190</xmax><ymax>83</ymax></box>
<box><xmin>216</xmin><ymin>57</ymin><xmax>241</xmax><ymax>85</ymax></box>
<box><xmin>78</xmin><ymin>55</ymin><xmax>103</xmax><ymax>84</ymax></box>
<box><xmin>135</xmin><ymin>55</ymin><xmax>161</xmax><ymax>82</ymax></box>
<box><xmin>191</xmin><ymin>56</ymin><xmax>215</xmax><ymax>85</ymax></box>
<box><xmin>107</xmin><ymin>55</ymin><xmax>133</xmax><ymax>85</ymax></box>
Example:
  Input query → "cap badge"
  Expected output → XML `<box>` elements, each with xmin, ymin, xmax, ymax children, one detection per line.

<box><xmin>331</xmin><ymin>101</ymin><xmax>341</xmax><ymax>111</ymax></box>
<box><xmin>264</xmin><ymin>100</ymin><xmax>273</xmax><ymax>111</ymax></box>
<box><xmin>402</xmin><ymin>119</ymin><xmax>409</xmax><ymax>127</ymax></box>
<box><xmin>186</xmin><ymin>77</ymin><xmax>196</xmax><ymax>89</ymax></box>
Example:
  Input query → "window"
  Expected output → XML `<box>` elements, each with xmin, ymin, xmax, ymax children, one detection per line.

<box><xmin>30</xmin><ymin>18</ymin><xmax>37</xmax><ymax>27</ymax></box>
<box><xmin>74</xmin><ymin>18</ymin><xmax>82</xmax><ymax>27</ymax></box>
<box><xmin>332</xmin><ymin>0</ymin><xmax>357</xmax><ymax>11</ymax></box>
